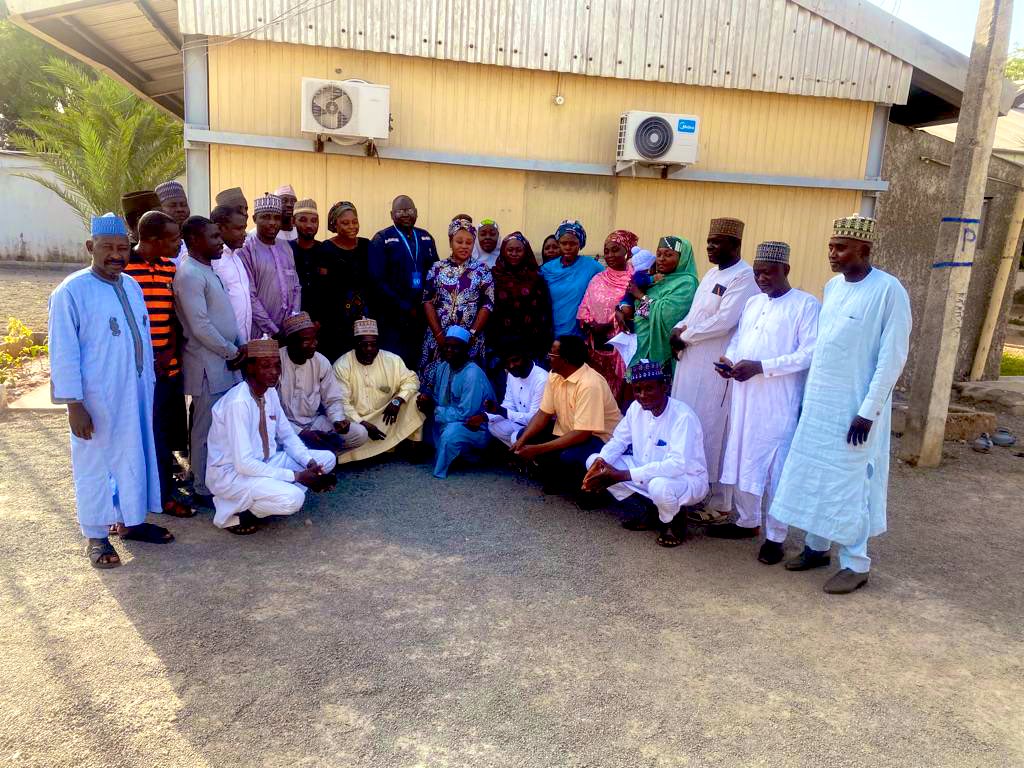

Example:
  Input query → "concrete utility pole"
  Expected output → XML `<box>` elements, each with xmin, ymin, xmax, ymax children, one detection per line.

<box><xmin>901</xmin><ymin>0</ymin><xmax>1013</xmax><ymax>467</ymax></box>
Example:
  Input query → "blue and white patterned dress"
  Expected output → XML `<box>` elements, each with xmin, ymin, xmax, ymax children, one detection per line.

<box><xmin>420</xmin><ymin>258</ymin><xmax>494</xmax><ymax>380</ymax></box>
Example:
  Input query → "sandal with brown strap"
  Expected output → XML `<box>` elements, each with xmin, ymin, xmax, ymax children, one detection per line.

<box><xmin>88</xmin><ymin>538</ymin><xmax>122</xmax><ymax>569</ymax></box>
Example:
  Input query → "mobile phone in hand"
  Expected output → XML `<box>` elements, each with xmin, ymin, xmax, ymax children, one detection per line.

<box><xmin>713</xmin><ymin>362</ymin><xmax>733</xmax><ymax>373</ymax></box>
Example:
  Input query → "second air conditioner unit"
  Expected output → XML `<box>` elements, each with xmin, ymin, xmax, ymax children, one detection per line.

<box><xmin>616</xmin><ymin>111</ymin><xmax>700</xmax><ymax>166</ymax></box>
<box><xmin>300</xmin><ymin>77</ymin><xmax>390</xmax><ymax>141</ymax></box>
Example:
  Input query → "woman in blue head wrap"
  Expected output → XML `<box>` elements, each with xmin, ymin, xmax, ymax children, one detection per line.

<box><xmin>540</xmin><ymin>219</ymin><xmax>604</xmax><ymax>337</ymax></box>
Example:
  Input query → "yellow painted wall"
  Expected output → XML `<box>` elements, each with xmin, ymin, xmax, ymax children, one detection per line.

<box><xmin>208</xmin><ymin>39</ymin><xmax>871</xmax><ymax>293</ymax></box>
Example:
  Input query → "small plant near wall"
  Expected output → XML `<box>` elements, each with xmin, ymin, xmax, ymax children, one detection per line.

<box><xmin>0</xmin><ymin>317</ymin><xmax>48</xmax><ymax>386</ymax></box>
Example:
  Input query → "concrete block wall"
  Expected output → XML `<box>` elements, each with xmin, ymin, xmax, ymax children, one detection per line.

<box><xmin>873</xmin><ymin>124</ymin><xmax>1024</xmax><ymax>385</ymax></box>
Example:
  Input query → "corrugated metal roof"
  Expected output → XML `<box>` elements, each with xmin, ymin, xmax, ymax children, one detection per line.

<box><xmin>179</xmin><ymin>0</ymin><xmax>913</xmax><ymax>105</ymax></box>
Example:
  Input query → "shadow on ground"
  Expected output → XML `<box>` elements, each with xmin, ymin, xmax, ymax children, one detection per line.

<box><xmin>0</xmin><ymin>411</ymin><xmax>1022</xmax><ymax>767</ymax></box>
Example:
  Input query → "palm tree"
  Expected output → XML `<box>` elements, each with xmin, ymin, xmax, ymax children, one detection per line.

<box><xmin>10</xmin><ymin>58</ymin><xmax>184</xmax><ymax>226</ymax></box>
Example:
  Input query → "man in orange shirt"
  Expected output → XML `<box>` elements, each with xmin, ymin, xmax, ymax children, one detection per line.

<box><xmin>124</xmin><ymin>210</ymin><xmax>195</xmax><ymax>518</ymax></box>
<box><xmin>512</xmin><ymin>334</ymin><xmax>622</xmax><ymax>496</ymax></box>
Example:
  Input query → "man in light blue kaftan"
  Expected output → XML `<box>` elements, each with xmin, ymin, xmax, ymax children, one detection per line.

<box><xmin>770</xmin><ymin>215</ymin><xmax>911</xmax><ymax>594</ymax></box>
<box><xmin>49</xmin><ymin>214</ymin><xmax>171</xmax><ymax>569</ymax></box>
<box><xmin>417</xmin><ymin>326</ymin><xmax>495</xmax><ymax>479</ymax></box>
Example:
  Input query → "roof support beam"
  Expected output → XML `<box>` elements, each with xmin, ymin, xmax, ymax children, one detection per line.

<box><xmin>58</xmin><ymin>15</ymin><xmax>153</xmax><ymax>85</ymax></box>
<box><xmin>134</xmin><ymin>0</ymin><xmax>181</xmax><ymax>51</ymax></box>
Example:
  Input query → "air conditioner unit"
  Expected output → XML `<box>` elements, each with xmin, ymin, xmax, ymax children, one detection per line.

<box><xmin>616</xmin><ymin>111</ymin><xmax>700</xmax><ymax>166</ymax></box>
<box><xmin>300</xmin><ymin>77</ymin><xmax>390</xmax><ymax>141</ymax></box>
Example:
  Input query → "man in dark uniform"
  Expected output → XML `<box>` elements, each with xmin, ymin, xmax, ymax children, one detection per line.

<box><xmin>368</xmin><ymin>195</ymin><xmax>439</xmax><ymax>369</ymax></box>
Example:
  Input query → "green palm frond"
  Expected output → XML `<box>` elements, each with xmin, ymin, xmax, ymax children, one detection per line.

<box><xmin>10</xmin><ymin>58</ymin><xmax>184</xmax><ymax>223</ymax></box>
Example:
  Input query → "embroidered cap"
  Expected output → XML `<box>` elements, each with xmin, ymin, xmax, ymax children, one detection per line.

<box><xmin>91</xmin><ymin>213</ymin><xmax>129</xmax><ymax>237</ymax></box>
<box><xmin>293</xmin><ymin>198</ymin><xmax>318</xmax><ymax>215</ymax></box>
<box><xmin>754</xmin><ymin>241</ymin><xmax>791</xmax><ymax>264</ymax></box>
<box><xmin>709</xmin><ymin>217</ymin><xmax>745</xmax><ymax>240</ymax></box>
<box><xmin>274</xmin><ymin>184</ymin><xmax>297</xmax><ymax>199</ymax></box>
<box><xmin>446</xmin><ymin>326</ymin><xmax>472</xmax><ymax>343</ymax></box>
<box><xmin>154</xmin><ymin>180</ymin><xmax>187</xmax><ymax>203</ymax></box>
<box><xmin>282</xmin><ymin>312</ymin><xmax>315</xmax><ymax>336</ymax></box>
<box><xmin>832</xmin><ymin>214</ymin><xmax>877</xmax><ymax>243</ymax></box>
<box><xmin>353</xmin><ymin>318</ymin><xmax>378</xmax><ymax>337</ymax></box>
<box><xmin>246</xmin><ymin>338</ymin><xmax>280</xmax><ymax>358</ymax></box>
<box><xmin>254</xmin><ymin>193</ymin><xmax>283</xmax><ymax>215</ymax></box>
<box><xmin>629</xmin><ymin>359</ymin><xmax>668</xmax><ymax>383</ymax></box>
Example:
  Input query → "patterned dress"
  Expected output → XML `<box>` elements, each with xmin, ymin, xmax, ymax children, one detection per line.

<box><xmin>420</xmin><ymin>258</ymin><xmax>495</xmax><ymax>379</ymax></box>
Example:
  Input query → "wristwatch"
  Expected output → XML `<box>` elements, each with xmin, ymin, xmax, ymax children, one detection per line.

<box><xmin>390</xmin><ymin>398</ymin><xmax>403</xmax><ymax>407</ymax></box>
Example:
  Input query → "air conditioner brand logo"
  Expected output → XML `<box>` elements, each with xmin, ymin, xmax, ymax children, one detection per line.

<box><xmin>677</xmin><ymin>119</ymin><xmax>697</xmax><ymax>134</ymax></box>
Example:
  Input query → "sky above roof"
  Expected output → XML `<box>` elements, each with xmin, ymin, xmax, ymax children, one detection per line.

<box><xmin>868</xmin><ymin>0</ymin><xmax>1024</xmax><ymax>55</ymax></box>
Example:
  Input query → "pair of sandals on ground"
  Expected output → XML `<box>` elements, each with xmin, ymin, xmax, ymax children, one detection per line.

<box><xmin>87</xmin><ymin>485</ymin><xmax>201</xmax><ymax>568</ymax></box>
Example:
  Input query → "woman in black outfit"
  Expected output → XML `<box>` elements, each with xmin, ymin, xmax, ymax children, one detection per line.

<box><xmin>307</xmin><ymin>200</ymin><xmax>370</xmax><ymax>363</ymax></box>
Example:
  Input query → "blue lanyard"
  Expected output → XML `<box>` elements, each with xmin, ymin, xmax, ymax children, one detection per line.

<box><xmin>394</xmin><ymin>226</ymin><xmax>419</xmax><ymax>268</ymax></box>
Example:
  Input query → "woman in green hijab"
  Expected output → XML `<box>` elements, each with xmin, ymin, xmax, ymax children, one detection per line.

<box><xmin>629</xmin><ymin>236</ymin><xmax>699</xmax><ymax>368</ymax></box>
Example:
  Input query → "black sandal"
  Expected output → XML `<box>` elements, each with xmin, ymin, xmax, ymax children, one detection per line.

<box><xmin>226</xmin><ymin>510</ymin><xmax>259</xmax><ymax>535</ymax></box>
<box><xmin>88</xmin><ymin>538</ymin><xmax>121</xmax><ymax>569</ymax></box>
<box><xmin>115</xmin><ymin>522</ymin><xmax>175</xmax><ymax>544</ymax></box>
<box><xmin>656</xmin><ymin>525</ymin><xmax>685</xmax><ymax>548</ymax></box>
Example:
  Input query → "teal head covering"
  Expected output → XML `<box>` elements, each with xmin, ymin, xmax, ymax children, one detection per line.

<box><xmin>555</xmin><ymin>219</ymin><xmax>587</xmax><ymax>249</ymax></box>
<box><xmin>657</xmin><ymin>236</ymin><xmax>697</xmax><ymax>279</ymax></box>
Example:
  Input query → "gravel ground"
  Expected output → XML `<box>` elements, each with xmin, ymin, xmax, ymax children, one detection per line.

<box><xmin>0</xmin><ymin>409</ymin><xmax>1022</xmax><ymax>767</ymax></box>
<box><xmin>0</xmin><ymin>263</ymin><xmax>78</xmax><ymax>334</ymax></box>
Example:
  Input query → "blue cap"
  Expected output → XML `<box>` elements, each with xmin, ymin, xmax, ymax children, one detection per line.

<box><xmin>445</xmin><ymin>326</ymin><xmax>472</xmax><ymax>343</ymax></box>
<box><xmin>91</xmin><ymin>213</ymin><xmax>129</xmax><ymax>237</ymax></box>
<box><xmin>629</xmin><ymin>359</ymin><xmax>667</xmax><ymax>382</ymax></box>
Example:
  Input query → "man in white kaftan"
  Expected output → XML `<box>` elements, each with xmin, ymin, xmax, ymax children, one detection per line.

<box><xmin>333</xmin><ymin>318</ymin><xmax>425</xmax><ymax>464</ymax></box>
<box><xmin>482</xmin><ymin>343</ymin><xmax>549</xmax><ymax>447</ymax></box>
<box><xmin>277</xmin><ymin>312</ymin><xmax>369</xmax><ymax>455</ymax></box>
<box><xmin>771</xmin><ymin>215</ymin><xmax>911</xmax><ymax>594</ymax></box>
<box><xmin>669</xmin><ymin>217</ymin><xmax>758</xmax><ymax>521</ymax></box>
<box><xmin>49</xmin><ymin>214</ymin><xmax>170</xmax><ymax>568</ymax></box>
<box><xmin>709</xmin><ymin>241</ymin><xmax>820</xmax><ymax>565</ymax></box>
<box><xmin>206</xmin><ymin>339</ymin><xmax>337</xmax><ymax>532</ymax></box>
<box><xmin>583</xmin><ymin>360</ymin><xmax>707</xmax><ymax>548</ymax></box>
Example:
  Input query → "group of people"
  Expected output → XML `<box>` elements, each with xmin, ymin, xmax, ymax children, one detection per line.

<box><xmin>49</xmin><ymin>179</ymin><xmax>912</xmax><ymax>595</ymax></box>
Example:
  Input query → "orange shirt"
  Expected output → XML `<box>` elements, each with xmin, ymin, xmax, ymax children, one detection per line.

<box><xmin>124</xmin><ymin>252</ymin><xmax>180</xmax><ymax>377</ymax></box>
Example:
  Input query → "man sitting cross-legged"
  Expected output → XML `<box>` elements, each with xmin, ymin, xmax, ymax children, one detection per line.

<box><xmin>417</xmin><ymin>326</ymin><xmax>495</xmax><ymax>479</ymax></box>
<box><xmin>206</xmin><ymin>338</ymin><xmax>337</xmax><ymax>534</ymax></box>
<box><xmin>277</xmin><ymin>311</ymin><xmax>369</xmax><ymax>456</ymax></box>
<box><xmin>582</xmin><ymin>360</ymin><xmax>708</xmax><ymax>547</ymax></box>
<box><xmin>479</xmin><ymin>338</ymin><xmax>549</xmax><ymax>448</ymax></box>
<box><xmin>511</xmin><ymin>334</ymin><xmax>622</xmax><ymax>496</ymax></box>
<box><xmin>332</xmin><ymin>318</ymin><xmax>426</xmax><ymax>464</ymax></box>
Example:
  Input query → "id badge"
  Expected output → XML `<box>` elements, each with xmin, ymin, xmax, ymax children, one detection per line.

<box><xmin>411</xmin><ymin>272</ymin><xmax>422</xmax><ymax>290</ymax></box>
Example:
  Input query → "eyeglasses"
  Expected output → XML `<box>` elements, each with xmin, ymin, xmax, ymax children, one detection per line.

<box><xmin>394</xmin><ymin>207</ymin><xmax>416</xmax><ymax>216</ymax></box>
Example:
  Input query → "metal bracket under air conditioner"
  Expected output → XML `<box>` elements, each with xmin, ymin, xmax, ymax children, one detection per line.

<box><xmin>614</xmin><ymin>160</ymin><xmax>686</xmax><ymax>179</ymax></box>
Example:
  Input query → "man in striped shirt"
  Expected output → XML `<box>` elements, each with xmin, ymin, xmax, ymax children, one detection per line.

<box><xmin>125</xmin><ymin>211</ymin><xmax>195</xmax><ymax>518</ymax></box>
